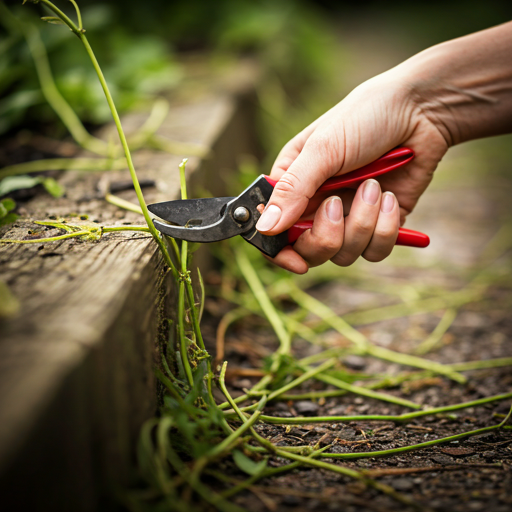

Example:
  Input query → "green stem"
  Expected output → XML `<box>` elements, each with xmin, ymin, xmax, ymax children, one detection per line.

<box><xmin>297</xmin><ymin>362</ymin><xmax>421</xmax><ymax>409</ymax></box>
<box><xmin>234</xmin><ymin>392</ymin><xmax>512</xmax><ymax>425</ymax></box>
<box><xmin>158</xmin><ymin>420</ymin><xmax>245</xmax><ymax>512</ymax></box>
<box><xmin>0</xmin><ymin>230</ymin><xmax>90</xmax><ymax>244</ymax></box>
<box><xmin>105</xmin><ymin>194</ymin><xmax>143</xmax><ymax>215</ymax></box>
<box><xmin>148</xmin><ymin>134</ymin><xmax>210</xmax><ymax>158</ymax></box>
<box><xmin>450</xmin><ymin>358</ymin><xmax>512</xmax><ymax>371</ymax></box>
<box><xmin>206</xmin><ymin>397</ymin><xmax>266</xmax><ymax>459</ymax></box>
<box><xmin>67</xmin><ymin>0</ymin><xmax>82</xmax><ymax>31</ymax></box>
<box><xmin>322</xmin><ymin>404</ymin><xmax>512</xmax><ymax>460</ymax></box>
<box><xmin>80</xmin><ymin>34</ymin><xmax>173</xmax><ymax>262</ymax></box>
<box><xmin>271</xmin><ymin>448</ymin><xmax>420</xmax><ymax>508</ymax></box>
<box><xmin>126</xmin><ymin>97</ymin><xmax>169</xmax><ymax>149</ymax></box>
<box><xmin>238</xmin><ymin>359</ymin><xmax>337</xmax><ymax>414</ymax></box>
<box><xmin>103</xmin><ymin>226</ymin><xmax>150</xmax><ymax>233</ymax></box>
<box><xmin>278</xmin><ymin>389</ymin><xmax>349</xmax><ymax>401</ymax></box>
<box><xmin>216</xmin><ymin>447</ymin><xmax>331</xmax><ymax>499</ymax></box>
<box><xmin>0</xmin><ymin>2</ymin><xmax>109</xmax><ymax>156</ymax></box>
<box><xmin>365</xmin><ymin>344</ymin><xmax>465</xmax><ymax>383</ymax></box>
<box><xmin>267</xmin><ymin>358</ymin><xmax>335</xmax><ymax>401</ymax></box>
<box><xmin>35</xmin><ymin>0</ymin><xmax>176</xmax><ymax>276</ymax></box>
<box><xmin>414</xmin><ymin>308</ymin><xmax>457</xmax><ymax>355</ymax></box>
<box><xmin>176</xmin><ymin>159</ymin><xmax>212</xmax><ymax>399</ymax></box>
<box><xmin>235</xmin><ymin>249</ymin><xmax>290</xmax><ymax>353</ymax></box>
<box><xmin>342</xmin><ymin>287</ymin><xmax>482</xmax><ymax>327</ymax></box>
<box><xmin>177</xmin><ymin>280</ymin><xmax>193</xmax><ymax>387</ymax></box>
<box><xmin>154</xmin><ymin>369</ymin><xmax>197</xmax><ymax>420</ymax></box>
<box><xmin>219</xmin><ymin>362</ymin><xmax>419</xmax><ymax>510</ymax></box>
<box><xmin>292</xmin><ymin>286</ymin><xmax>465</xmax><ymax>383</ymax></box>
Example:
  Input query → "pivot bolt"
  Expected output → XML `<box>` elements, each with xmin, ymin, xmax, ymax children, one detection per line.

<box><xmin>233</xmin><ymin>206</ymin><xmax>250</xmax><ymax>223</ymax></box>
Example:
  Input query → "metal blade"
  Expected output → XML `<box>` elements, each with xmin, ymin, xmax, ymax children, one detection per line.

<box><xmin>152</xmin><ymin>205</ymin><xmax>242</xmax><ymax>242</ymax></box>
<box><xmin>147</xmin><ymin>197</ymin><xmax>234</xmax><ymax>227</ymax></box>
<box><xmin>150</xmin><ymin>176</ymin><xmax>284</xmax><ymax>255</ymax></box>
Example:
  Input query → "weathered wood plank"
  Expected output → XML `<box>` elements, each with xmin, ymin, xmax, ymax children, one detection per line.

<box><xmin>0</xmin><ymin>61</ymin><xmax>259</xmax><ymax>510</ymax></box>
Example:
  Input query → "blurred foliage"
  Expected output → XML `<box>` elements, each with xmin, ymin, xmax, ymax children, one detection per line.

<box><xmin>1</xmin><ymin>0</ymin><xmax>510</xmax><ymax>146</ymax></box>
<box><xmin>0</xmin><ymin>0</ymin><xmax>340</xmax><ymax>140</ymax></box>
<box><xmin>0</xmin><ymin>2</ymin><xmax>182</xmax><ymax>136</ymax></box>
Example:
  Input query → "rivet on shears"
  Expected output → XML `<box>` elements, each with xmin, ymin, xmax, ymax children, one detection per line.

<box><xmin>233</xmin><ymin>206</ymin><xmax>250</xmax><ymax>223</ymax></box>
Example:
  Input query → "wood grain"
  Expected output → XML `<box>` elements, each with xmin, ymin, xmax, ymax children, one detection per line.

<box><xmin>0</xmin><ymin>61</ymin><xmax>260</xmax><ymax>510</ymax></box>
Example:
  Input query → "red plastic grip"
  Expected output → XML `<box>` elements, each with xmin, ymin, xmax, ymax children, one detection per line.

<box><xmin>287</xmin><ymin>221</ymin><xmax>430</xmax><ymax>249</ymax></box>
<box><xmin>264</xmin><ymin>147</ymin><xmax>414</xmax><ymax>194</ymax></box>
<box><xmin>265</xmin><ymin>147</ymin><xmax>429</xmax><ymax>250</ymax></box>
<box><xmin>394</xmin><ymin>228</ymin><xmax>430</xmax><ymax>248</ymax></box>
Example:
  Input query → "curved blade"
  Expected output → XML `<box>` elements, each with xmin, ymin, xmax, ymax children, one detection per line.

<box><xmin>150</xmin><ymin>175</ymin><xmax>277</xmax><ymax>249</ymax></box>
<box><xmin>152</xmin><ymin>213</ymin><xmax>241</xmax><ymax>242</ymax></box>
<box><xmin>148</xmin><ymin>197</ymin><xmax>234</xmax><ymax>227</ymax></box>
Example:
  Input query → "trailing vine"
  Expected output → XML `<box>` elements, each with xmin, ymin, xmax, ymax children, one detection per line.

<box><xmin>1</xmin><ymin>2</ymin><xmax>510</xmax><ymax>511</ymax></box>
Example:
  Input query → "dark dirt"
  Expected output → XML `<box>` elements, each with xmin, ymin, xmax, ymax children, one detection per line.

<box><xmin>199</xmin><ymin>137</ymin><xmax>512</xmax><ymax>511</ymax></box>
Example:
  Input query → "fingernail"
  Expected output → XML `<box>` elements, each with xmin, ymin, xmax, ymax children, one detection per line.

<box><xmin>362</xmin><ymin>179</ymin><xmax>380</xmax><ymax>205</ymax></box>
<box><xmin>256</xmin><ymin>204</ymin><xmax>282</xmax><ymax>232</ymax></box>
<box><xmin>326</xmin><ymin>196</ymin><xmax>343</xmax><ymax>222</ymax></box>
<box><xmin>381</xmin><ymin>192</ymin><xmax>395</xmax><ymax>213</ymax></box>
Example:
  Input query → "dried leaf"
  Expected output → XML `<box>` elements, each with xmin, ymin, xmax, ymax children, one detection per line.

<box><xmin>440</xmin><ymin>446</ymin><xmax>475</xmax><ymax>457</ymax></box>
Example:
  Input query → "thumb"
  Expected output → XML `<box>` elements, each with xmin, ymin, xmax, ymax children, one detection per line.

<box><xmin>256</xmin><ymin>131</ymin><xmax>346</xmax><ymax>235</ymax></box>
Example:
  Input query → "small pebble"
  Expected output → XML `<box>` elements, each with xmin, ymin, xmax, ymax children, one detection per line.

<box><xmin>294</xmin><ymin>401</ymin><xmax>320</xmax><ymax>415</ymax></box>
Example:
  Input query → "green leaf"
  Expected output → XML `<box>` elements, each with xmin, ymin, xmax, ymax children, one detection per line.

<box><xmin>43</xmin><ymin>177</ymin><xmax>65</xmax><ymax>198</ymax></box>
<box><xmin>1</xmin><ymin>198</ymin><xmax>16</xmax><ymax>213</ymax></box>
<box><xmin>41</xmin><ymin>17</ymin><xmax>65</xmax><ymax>25</ymax></box>
<box><xmin>0</xmin><ymin>175</ymin><xmax>42</xmax><ymax>196</ymax></box>
<box><xmin>0</xmin><ymin>203</ymin><xmax>6</xmax><ymax>218</ymax></box>
<box><xmin>232</xmin><ymin>450</ymin><xmax>267</xmax><ymax>476</ymax></box>
<box><xmin>0</xmin><ymin>176</ymin><xmax>64</xmax><ymax>199</ymax></box>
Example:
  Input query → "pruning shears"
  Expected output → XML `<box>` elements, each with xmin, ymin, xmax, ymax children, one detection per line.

<box><xmin>148</xmin><ymin>147</ymin><xmax>430</xmax><ymax>258</ymax></box>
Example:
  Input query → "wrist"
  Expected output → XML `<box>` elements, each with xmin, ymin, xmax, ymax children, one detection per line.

<box><xmin>393</xmin><ymin>23</ymin><xmax>512</xmax><ymax>146</ymax></box>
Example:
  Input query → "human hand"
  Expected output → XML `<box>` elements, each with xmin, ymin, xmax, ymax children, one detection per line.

<box><xmin>256</xmin><ymin>21</ymin><xmax>512</xmax><ymax>274</ymax></box>
<box><xmin>256</xmin><ymin>71</ymin><xmax>449</xmax><ymax>274</ymax></box>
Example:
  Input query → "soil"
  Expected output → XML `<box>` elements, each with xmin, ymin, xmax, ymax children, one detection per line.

<box><xmin>199</xmin><ymin>136</ymin><xmax>512</xmax><ymax>511</ymax></box>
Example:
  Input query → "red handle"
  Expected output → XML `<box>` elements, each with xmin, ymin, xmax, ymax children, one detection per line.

<box><xmin>288</xmin><ymin>221</ymin><xmax>430</xmax><ymax>248</ymax></box>
<box><xmin>265</xmin><ymin>147</ymin><xmax>415</xmax><ymax>195</ymax></box>
<box><xmin>265</xmin><ymin>147</ymin><xmax>429</xmax><ymax>249</ymax></box>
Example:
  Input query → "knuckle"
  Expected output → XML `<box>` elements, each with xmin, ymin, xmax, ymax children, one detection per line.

<box><xmin>351</xmin><ymin>217</ymin><xmax>375</xmax><ymax>235</ymax></box>
<box><xmin>363</xmin><ymin>250</ymin><xmax>387</xmax><ymax>263</ymax></box>
<box><xmin>319</xmin><ymin>236</ymin><xmax>341</xmax><ymax>254</ymax></box>
<box><xmin>273</xmin><ymin>172</ymin><xmax>303</xmax><ymax>196</ymax></box>
<box><xmin>374</xmin><ymin>225</ymin><xmax>398</xmax><ymax>240</ymax></box>
<box><xmin>331</xmin><ymin>251</ymin><xmax>358</xmax><ymax>268</ymax></box>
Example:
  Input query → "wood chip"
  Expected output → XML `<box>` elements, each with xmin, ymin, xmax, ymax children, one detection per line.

<box><xmin>440</xmin><ymin>446</ymin><xmax>475</xmax><ymax>457</ymax></box>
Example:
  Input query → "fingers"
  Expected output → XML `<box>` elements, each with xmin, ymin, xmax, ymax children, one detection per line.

<box><xmin>268</xmin><ymin>184</ymin><xmax>400</xmax><ymax>273</ymax></box>
<box><xmin>267</xmin><ymin>196</ymin><xmax>344</xmax><ymax>273</ymax></box>
<box><xmin>331</xmin><ymin>179</ymin><xmax>398</xmax><ymax>267</ymax></box>
<box><xmin>264</xmin><ymin>246</ymin><xmax>309</xmax><ymax>275</ymax></box>
<box><xmin>293</xmin><ymin>196</ymin><xmax>344</xmax><ymax>267</ymax></box>
<box><xmin>362</xmin><ymin>192</ymin><xmax>400</xmax><ymax>262</ymax></box>
<box><xmin>257</xmin><ymin>126</ymin><xmax>347</xmax><ymax>235</ymax></box>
